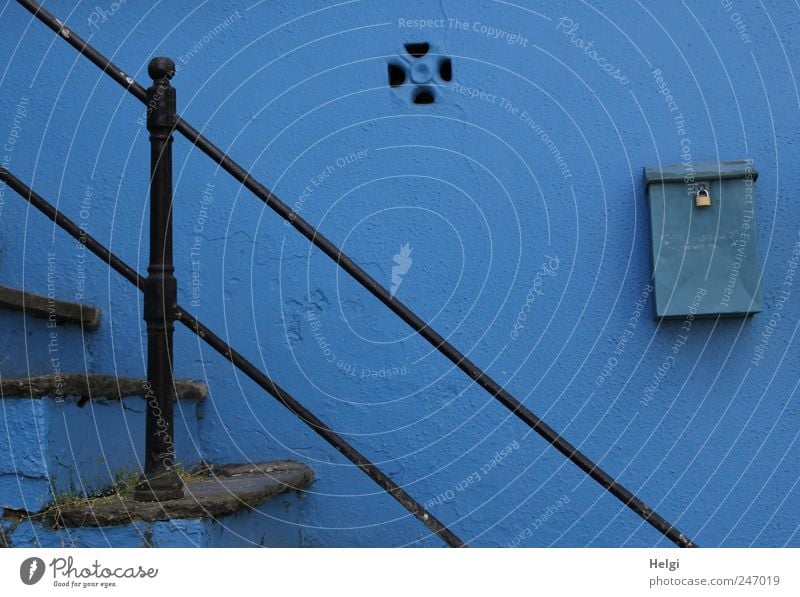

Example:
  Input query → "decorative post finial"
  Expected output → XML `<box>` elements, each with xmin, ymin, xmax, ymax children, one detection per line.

<box><xmin>147</xmin><ymin>56</ymin><xmax>175</xmax><ymax>81</ymax></box>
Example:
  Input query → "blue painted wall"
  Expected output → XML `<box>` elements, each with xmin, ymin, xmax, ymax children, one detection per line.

<box><xmin>1</xmin><ymin>0</ymin><xmax>799</xmax><ymax>547</ymax></box>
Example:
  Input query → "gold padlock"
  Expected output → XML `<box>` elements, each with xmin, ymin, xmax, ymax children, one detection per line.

<box><xmin>695</xmin><ymin>186</ymin><xmax>711</xmax><ymax>208</ymax></box>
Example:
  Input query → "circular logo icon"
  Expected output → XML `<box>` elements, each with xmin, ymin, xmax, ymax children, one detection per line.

<box><xmin>20</xmin><ymin>557</ymin><xmax>46</xmax><ymax>585</ymax></box>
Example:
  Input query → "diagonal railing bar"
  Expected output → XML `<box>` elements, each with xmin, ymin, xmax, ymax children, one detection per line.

<box><xmin>0</xmin><ymin>167</ymin><xmax>465</xmax><ymax>548</ymax></box>
<box><xmin>15</xmin><ymin>0</ymin><xmax>697</xmax><ymax>547</ymax></box>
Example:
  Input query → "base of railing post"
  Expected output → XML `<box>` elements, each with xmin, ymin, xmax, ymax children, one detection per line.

<box><xmin>133</xmin><ymin>471</ymin><xmax>184</xmax><ymax>502</ymax></box>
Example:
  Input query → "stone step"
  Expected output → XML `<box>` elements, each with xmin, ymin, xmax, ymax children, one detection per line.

<box><xmin>0</xmin><ymin>374</ymin><xmax>207</xmax><ymax>512</ymax></box>
<box><xmin>0</xmin><ymin>285</ymin><xmax>101</xmax><ymax>330</ymax></box>
<box><xmin>1</xmin><ymin>461</ymin><xmax>313</xmax><ymax>547</ymax></box>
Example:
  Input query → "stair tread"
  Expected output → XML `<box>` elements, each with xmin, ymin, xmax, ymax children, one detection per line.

<box><xmin>48</xmin><ymin>461</ymin><xmax>313</xmax><ymax>527</ymax></box>
<box><xmin>0</xmin><ymin>284</ymin><xmax>101</xmax><ymax>329</ymax></box>
<box><xmin>0</xmin><ymin>374</ymin><xmax>207</xmax><ymax>401</ymax></box>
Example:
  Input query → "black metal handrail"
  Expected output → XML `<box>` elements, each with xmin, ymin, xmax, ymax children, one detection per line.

<box><xmin>11</xmin><ymin>0</ymin><xmax>697</xmax><ymax>547</ymax></box>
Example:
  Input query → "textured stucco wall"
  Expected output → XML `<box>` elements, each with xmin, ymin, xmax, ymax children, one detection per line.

<box><xmin>0</xmin><ymin>0</ymin><xmax>798</xmax><ymax>547</ymax></box>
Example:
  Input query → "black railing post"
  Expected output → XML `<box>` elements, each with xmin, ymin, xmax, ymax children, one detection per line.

<box><xmin>134</xmin><ymin>57</ymin><xmax>183</xmax><ymax>502</ymax></box>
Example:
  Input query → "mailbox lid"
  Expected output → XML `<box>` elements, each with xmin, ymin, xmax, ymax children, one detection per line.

<box><xmin>644</xmin><ymin>159</ymin><xmax>762</xmax><ymax>319</ymax></box>
<box><xmin>644</xmin><ymin>159</ymin><xmax>759</xmax><ymax>185</ymax></box>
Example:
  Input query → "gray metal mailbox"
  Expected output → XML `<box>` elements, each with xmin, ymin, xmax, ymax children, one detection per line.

<box><xmin>644</xmin><ymin>159</ymin><xmax>762</xmax><ymax>319</ymax></box>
